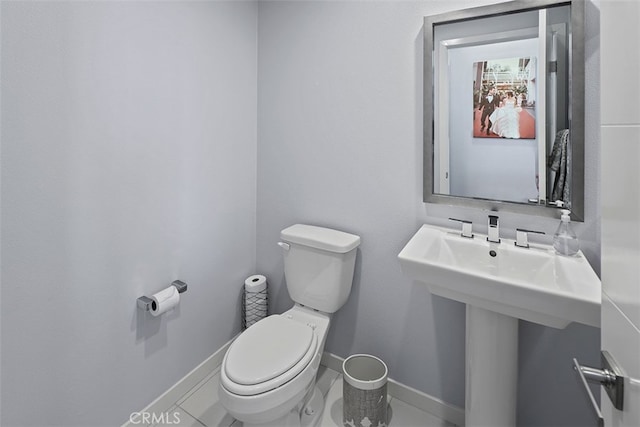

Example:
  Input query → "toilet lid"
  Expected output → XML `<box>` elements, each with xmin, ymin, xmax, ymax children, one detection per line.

<box><xmin>225</xmin><ymin>315</ymin><xmax>315</xmax><ymax>386</ymax></box>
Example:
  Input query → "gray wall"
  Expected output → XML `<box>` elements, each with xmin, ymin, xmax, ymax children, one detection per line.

<box><xmin>257</xmin><ymin>1</ymin><xmax>601</xmax><ymax>426</ymax></box>
<box><xmin>1</xmin><ymin>1</ymin><xmax>257</xmax><ymax>425</ymax></box>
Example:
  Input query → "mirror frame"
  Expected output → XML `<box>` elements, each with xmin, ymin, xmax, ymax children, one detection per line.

<box><xmin>423</xmin><ymin>0</ymin><xmax>585</xmax><ymax>221</ymax></box>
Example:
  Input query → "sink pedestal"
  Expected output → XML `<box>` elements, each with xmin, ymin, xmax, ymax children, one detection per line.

<box><xmin>398</xmin><ymin>224</ymin><xmax>602</xmax><ymax>426</ymax></box>
<box><xmin>466</xmin><ymin>305</ymin><xmax>518</xmax><ymax>427</ymax></box>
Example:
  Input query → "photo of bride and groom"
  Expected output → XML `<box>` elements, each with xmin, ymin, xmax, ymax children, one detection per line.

<box><xmin>472</xmin><ymin>57</ymin><xmax>537</xmax><ymax>139</ymax></box>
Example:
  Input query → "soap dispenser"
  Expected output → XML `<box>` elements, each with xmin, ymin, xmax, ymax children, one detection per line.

<box><xmin>553</xmin><ymin>209</ymin><xmax>579</xmax><ymax>256</ymax></box>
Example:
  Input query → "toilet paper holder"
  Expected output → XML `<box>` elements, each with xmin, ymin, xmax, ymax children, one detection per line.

<box><xmin>137</xmin><ymin>280</ymin><xmax>188</xmax><ymax>311</ymax></box>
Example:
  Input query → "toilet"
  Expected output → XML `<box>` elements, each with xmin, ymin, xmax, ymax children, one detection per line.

<box><xmin>218</xmin><ymin>224</ymin><xmax>360</xmax><ymax>427</ymax></box>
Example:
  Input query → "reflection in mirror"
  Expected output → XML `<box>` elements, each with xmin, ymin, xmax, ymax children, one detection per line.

<box><xmin>424</xmin><ymin>0</ymin><xmax>584</xmax><ymax>220</ymax></box>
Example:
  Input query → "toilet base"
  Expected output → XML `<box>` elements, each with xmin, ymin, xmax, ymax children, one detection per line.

<box><xmin>300</xmin><ymin>386</ymin><xmax>324</xmax><ymax>427</ymax></box>
<box><xmin>241</xmin><ymin>386</ymin><xmax>325</xmax><ymax>427</ymax></box>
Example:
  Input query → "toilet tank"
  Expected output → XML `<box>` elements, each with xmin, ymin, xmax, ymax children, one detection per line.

<box><xmin>280</xmin><ymin>224</ymin><xmax>360</xmax><ymax>313</ymax></box>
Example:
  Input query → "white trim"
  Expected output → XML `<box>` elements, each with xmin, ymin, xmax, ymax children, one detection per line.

<box><xmin>320</xmin><ymin>351</ymin><xmax>345</xmax><ymax>372</ymax></box>
<box><xmin>321</xmin><ymin>352</ymin><xmax>465</xmax><ymax>427</ymax></box>
<box><xmin>123</xmin><ymin>344</ymin><xmax>464</xmax><ymax>427</ymax></box>
<box><xmin>121</xmin><ymin>336</ymin><xmax>236</xmax><ymax>427</ymax></box>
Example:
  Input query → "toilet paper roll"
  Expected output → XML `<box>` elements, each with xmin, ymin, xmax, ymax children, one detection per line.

<box><xmin>244</xmin><ymin>275</ymin><xmax>267</xmax><ymax>293</ymax></box>
<box><xmin>150</xmin><ymin>285</ymin><xmax>180</xmax><ymax>317</ymax></box>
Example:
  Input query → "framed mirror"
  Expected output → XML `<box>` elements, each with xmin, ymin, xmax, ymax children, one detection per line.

<box><xmin>424</xmin><ymin>0</ymin><xmax>584</xmax><ymax>220</ymax></box>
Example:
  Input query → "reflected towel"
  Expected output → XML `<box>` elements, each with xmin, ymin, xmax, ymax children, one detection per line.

<box><xmin>548</xmin><ymin>129</ymin><xmax>571</xmax><ymax>206</ymax></box>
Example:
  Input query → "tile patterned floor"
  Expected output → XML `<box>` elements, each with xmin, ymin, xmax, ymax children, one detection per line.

<box><xmin>154</xmin><ymin>365</ymin><xmax>455</xmax><ymax>427</ymax></box>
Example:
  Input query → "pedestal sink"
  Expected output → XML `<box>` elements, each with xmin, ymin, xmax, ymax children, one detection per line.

<box><xmin>398</xmin><ymin>224</ymin><xmax>601</xmax><ymax>426</ymax></box>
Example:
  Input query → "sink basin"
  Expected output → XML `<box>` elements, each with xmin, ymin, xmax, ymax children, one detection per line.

<box><xmin>398</xmin><ymin>224</ymin><xmax>601</xmax><ymax>329</ymax></box>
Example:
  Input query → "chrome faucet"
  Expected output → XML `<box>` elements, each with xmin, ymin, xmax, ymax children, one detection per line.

<box><xmin>487</xmin><ymin>215</ymin><xmax>500</xmax><ymax>243</ymax></box>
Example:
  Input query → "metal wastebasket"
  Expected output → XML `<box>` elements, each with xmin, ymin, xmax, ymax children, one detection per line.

<box><xmin>342</xmin><ymin>354</ymin><xmax>388</xmax><ymax>427</ymax></box>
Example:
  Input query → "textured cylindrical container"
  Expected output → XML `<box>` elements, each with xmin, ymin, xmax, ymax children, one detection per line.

<box><xmin>243</xmin><ymin>275</ymin><xmax>268</xmax><ymax>329</ymax></box>
<box><xmin>343</xmin><ymin>354</ymin><xmax>388</xmax><ymax>427</ymax></box>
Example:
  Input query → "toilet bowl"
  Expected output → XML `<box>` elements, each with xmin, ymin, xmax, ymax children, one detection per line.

<box><xmin>218</xmin><ymin>224</ymin><xmax>360</xmax><ymax>427</ymax></box>
<box><xmin>219</xmin><ymin>305</ymin><xmax>329</xmax><ymax>426</ymax></box>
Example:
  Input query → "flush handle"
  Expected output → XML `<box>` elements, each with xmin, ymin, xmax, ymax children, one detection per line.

<box><xmin>572</xmin><ymin>350</ymin><xmax>625</xmax><ymax>427</ymax></box>
<box><xmin>277</xmin><ymin>241</ymin><xmax>290</xmax><ymax>251</ymax></box>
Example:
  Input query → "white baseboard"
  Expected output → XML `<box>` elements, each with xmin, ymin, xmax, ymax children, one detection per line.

<box><xmin>321</xmin><ymin>352</ymin><xmax>465</xmax><ymax>427</ymax></box>
<box><xmin>121</xmin><ymin>336</ymin><xmax>236</xmax><ymax>427</ymax></box>
<box><xmin>123</xmin><ymin>343</ymin><xmax>464</xmax><ymax>427</ymax></box>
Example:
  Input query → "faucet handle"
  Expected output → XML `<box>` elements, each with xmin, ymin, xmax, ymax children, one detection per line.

<box><xmin>515</xmin><ymin>228</ymin><xmax>545</xmax><ymax>248</ymax></box>
<box><xmin>449</xmin><ymin>218</ymin><xmax>474</xmax><ymax>238</ymax></box>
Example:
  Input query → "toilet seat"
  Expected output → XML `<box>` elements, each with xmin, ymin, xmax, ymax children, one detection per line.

<box><xmin>221</xmin><ymin>315</ymin><xmax>318</xmax><ymax>396</ymax></box>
